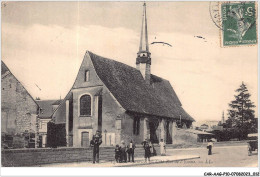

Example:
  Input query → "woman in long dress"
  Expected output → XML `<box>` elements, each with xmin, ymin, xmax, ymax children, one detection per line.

<box><xmin>148</xmin><ymin>140</ymin><xmax>154</xmax><ymax>156</ymax></box>
<box><xmin>159</xmin><ymin>139</ymin><xmax>166</xmax><ymax>156</ymax></box>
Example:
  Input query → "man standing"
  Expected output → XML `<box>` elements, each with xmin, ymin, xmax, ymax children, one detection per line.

<box><xmin>207</xmin><ymin>140</ymin><xmax>213</xmax><ymax>155</ymax></box>
<box><xmin>90</xmin><ymin>130</ymin><xmax>102</xmax><ymax>163</ymax></box>
<box><xmin>142</xmin><ymin>139</ymin><xmax>151</xmax><ymax>163</ymax></box>
<box><xmin>127</xmin><ymin>140</ymin><xmax>136</xmax><ymax>162</ymax></box>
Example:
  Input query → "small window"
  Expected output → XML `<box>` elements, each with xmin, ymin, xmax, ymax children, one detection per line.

<box><xmin>85</xmin><ymin>70</ymin><xmax>90</xmax><ymax>82</ymax></box>
<box><xmin>80</xmin><ymin>95</ymin><xmax>91</xmax><ymax>116</ymax></box>
<box><xmin>133</xmin><ymin>117</ymin><xmax>140</xmax><ymax>135</ymax></box>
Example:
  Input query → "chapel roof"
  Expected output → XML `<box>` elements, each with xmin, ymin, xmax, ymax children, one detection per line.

<box><xmin>88</xmin><ymin>51</ymin><xmax>194</xmax><ymax>121</ymax></box>
<box><xmin>36</xmin><ymin>100</ymin><xmax>59</xmax><ymax>118</ymax></box>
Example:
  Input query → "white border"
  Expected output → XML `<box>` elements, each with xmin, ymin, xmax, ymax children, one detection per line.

<box><xmin>1</xmin><ymin>0</ymin><xmax>259</xmax><ymax>177</ymax></box>
<box><xmin>1</xmin><ymin>167</ymin><xmax>260</xmax><ymax>176</ymax></box>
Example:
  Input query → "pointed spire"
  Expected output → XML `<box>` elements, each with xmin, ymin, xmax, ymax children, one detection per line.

<box><xmin>136</xmin><ymin>2</ymin><xmax>151</xmax><ymax>84</ymax></box>
<box><xmin>139</xmin><ymin>2</ymin><xmax>149</xmax><ymax>52</ymax></box>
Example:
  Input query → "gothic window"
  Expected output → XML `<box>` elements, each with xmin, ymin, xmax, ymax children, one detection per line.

<box><xmin>85</xmin><ymin>70</ymin><xmax>90</xmax><ymax>82</ymax></box>
<box><xmin>80</xmin><ymin>95</ymin><xmax>91</xmax><ymax>116</ymax></box>
<box><xmin>133</xmin><ymin>117</ymin><xmax>140</xmax><ymax>135</ymax></box>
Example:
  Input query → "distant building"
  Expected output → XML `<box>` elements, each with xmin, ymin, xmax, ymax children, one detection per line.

<box><xmin>52</xmin><ymin>3</ymin><xmax>194</xmax><ymax>147</ymax></box>
<box><xmin>1</xmin><ymin>61</ymin><xmax>39</xmax><ymax>148</ymax></box>
<box><xmin>185</xmin><ymin>129</ymin><xmax>214</xmax><ymax>142</ymax></box>
<box><xmin>36</xmin><ymin>100</ymin><xmax>61</xmax><ymax>147</ymax></box>
<box><xmin>200</xmin><ymin>124</ymin><xmax>209</xmax><ymax>130</ymax></box>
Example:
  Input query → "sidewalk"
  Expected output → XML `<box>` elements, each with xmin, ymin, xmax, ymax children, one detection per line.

<box><xmin>39</xmin><ymin>154</ymin><xmax>200</xmax><ymax>167</ymax></box>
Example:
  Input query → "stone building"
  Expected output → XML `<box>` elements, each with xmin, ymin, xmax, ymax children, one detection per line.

<box><xmin>1</xmin><ymin>61</ymin><xmax>39</xmax><ymax>148</ymax></box>
<box><xmin>36</xmin><ymin>100</ymin><xmax>61</xmax><ymax>147</ymax></box>
<box><xmin>52</xmin><ymin>3</ymin><xmax>194</xmax><ymax>147</ymax></box>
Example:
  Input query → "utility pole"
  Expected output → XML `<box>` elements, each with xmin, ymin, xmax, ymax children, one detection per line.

<box><xmin>35</xmin><ymin>116</ymin><xmax>38</xmax><ymax>148</ymax></box>
<box><xmin>180</xmin><ymin>115</ymin><xmax>182</xmax><ymax>127</ymax></box>
<box><xmin>222</xmin><ymin>111</ymin><xmax>225</xmax><ymax>124</ymax></box>
<box><xmin>35</xmin><ymin>107</ymin><xmax>40</xmax><ymax>148</ymax></box>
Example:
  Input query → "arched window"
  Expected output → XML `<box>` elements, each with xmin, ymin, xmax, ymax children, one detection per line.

<box><xmin>80</xmin><ymin>95</ymin><xmax>91</xmax><ymax>116</ymax></box>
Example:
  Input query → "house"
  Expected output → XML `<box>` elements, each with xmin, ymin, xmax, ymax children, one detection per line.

<box><xmin>35</xmin><ymin>99</ymin><xmax>61</xmax><ymax>147</ymax></box>
<box><xmin>1</xmin><ymin>61</ymin><xmax>39</xmax><ymax>148</ymax></box>
<box><xmin>52</xmin><ymin>3</ymin><xmax>194</xmax><ymax>147</ymax></box>
<box><xmin>185</xmin><ymin>129</ymin><xmax>214</xmax><ymax>142</ymax></box>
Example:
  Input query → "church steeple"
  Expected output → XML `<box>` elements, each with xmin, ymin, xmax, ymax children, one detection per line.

<box><xmin>139</xmin><ymin>2</ymin><xmax>149</xmax><ymax>53</ymax></box>
<box><xmin>136</xmin><ymin>2</ymin><xmax>151</xmax><ymax>84</ymax></box>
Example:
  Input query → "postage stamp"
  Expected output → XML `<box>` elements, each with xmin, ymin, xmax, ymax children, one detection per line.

<box><xmin>220</xmin><ymin>1</ymin><xmax>257</xmax><ymax>47</ymax></box>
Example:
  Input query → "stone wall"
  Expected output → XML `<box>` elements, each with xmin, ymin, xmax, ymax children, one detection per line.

<box><xmin>1</xmin><ymin>146</ymin><xmax>161</xmax><ymax>167</ymax></box>
<box><xmin>172</xmin><ymin>129</ymin><xmax>198</xmax><ymax>144</ymax></box>
<box><xmin>1</xmin><ymin>72</ymin><xmax>38</xmax><ymax>134</ymax></box>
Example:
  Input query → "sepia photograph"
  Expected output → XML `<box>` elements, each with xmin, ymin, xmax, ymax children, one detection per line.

<box><xmin>1</xmin><ymin>1</ymin><xmax>259</xmax><ymax>176</ymax></box>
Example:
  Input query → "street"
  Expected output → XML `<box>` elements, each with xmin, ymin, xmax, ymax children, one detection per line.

<box><xmin>39</xmin><ymin>143</ymin><xmax>258</xmax><ymax>167</ymax></box>
<box><xmin>142</xmin><ymin>145</ymin><xmax>258</xmax><ymax>167</ymax></box>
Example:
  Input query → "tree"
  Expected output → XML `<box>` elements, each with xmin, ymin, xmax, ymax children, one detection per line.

<box><xmin>227</xmin><ymin>82</ymin><xmax>256</xmax><ymax>139</ymax></box>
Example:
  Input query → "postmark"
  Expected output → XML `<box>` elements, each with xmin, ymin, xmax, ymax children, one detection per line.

<box><xmin>209</xmin><ymin>2</ymin><xmax>224</xmax><ymax>30</ymax></box>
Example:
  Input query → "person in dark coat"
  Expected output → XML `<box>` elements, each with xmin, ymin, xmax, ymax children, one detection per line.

<box><xmin>142</xmin><ymin>139</ymin><xmax>151</xmax><ymax>163</ymax></box>
<box><xmin>115</xmin><ymin>144</ymin><xmax>121</xmax><ymax>163</ymax></box>
<box><xmin>120</xmin><ymin>141</ymin><xmax>127</xmax><ymax>163</ymax></box>
<box><xmin>90</xmin><ymin>131</ymin><xmax>102</xmax><ymax>163</ymax></box>
<box><xmin>207</xmin><ymin>140</ymin><xmax>213</xmax><ymax>155</ymax></box>
<box><xmin>127</xmin><ymin>140</ymin><xmax>136</xmax><ymax>162</ymax></box>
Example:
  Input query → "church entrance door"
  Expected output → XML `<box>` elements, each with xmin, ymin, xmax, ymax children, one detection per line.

<box><xmin>81</xmin><ymin>132</ymin><xmax>89</xmax><ymax>147</ymax></box>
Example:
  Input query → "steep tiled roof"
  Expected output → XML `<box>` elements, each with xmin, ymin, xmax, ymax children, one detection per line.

<box><xmin>88</xmin><ymin>51</ymin><xmax>194</xmax><ymax>121</ymax></box>
<box><xmin>36</xmin><ymin>100</ymin><xmax>58</xmax><ymax>118</ymax></box>
<box><xmin>1</xmin><ymin>62</ymin><xmax>9</xmax><ymax>75</ymax></box>
<box><xmin>52</xmin><ymin>99</ymin><xmax>62</xmax><ymax>105</ymax></box>
<box><xmin>1</xmin><ymin>61</ymin><xmax>39</xmax><ymax>108</ymax></box>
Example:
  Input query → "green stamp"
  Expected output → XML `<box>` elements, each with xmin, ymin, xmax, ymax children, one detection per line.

<box><xmin>221</xmin><ymin>2</ymin><xmax>257</xmax><ymax>46</ymax></box>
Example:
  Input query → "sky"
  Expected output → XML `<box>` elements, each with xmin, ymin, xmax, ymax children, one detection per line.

<box><xmin>2</xmin><ymin>1</ymin><xmax>258</xmax><ymax>122</ymax></box>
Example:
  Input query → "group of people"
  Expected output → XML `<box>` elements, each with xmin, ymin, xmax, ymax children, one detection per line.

<box><xmin>90</xmin><ymin>131</ymin><xmax>137</xmax><ymax>164</ymax></box>
<box><xmin>142</xmin><ymin>139</ymin><xmax>166</xmax><ymax>162</ymax></box>
<box><xmin>115</xmin><ymin>140</ymin><xmax>136</xmax><ymax>163</ymax></box>
<box><xmin>90</xmin><ymin>130</ymin><xmax>173</xmax><ymax>164</ymax></box>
